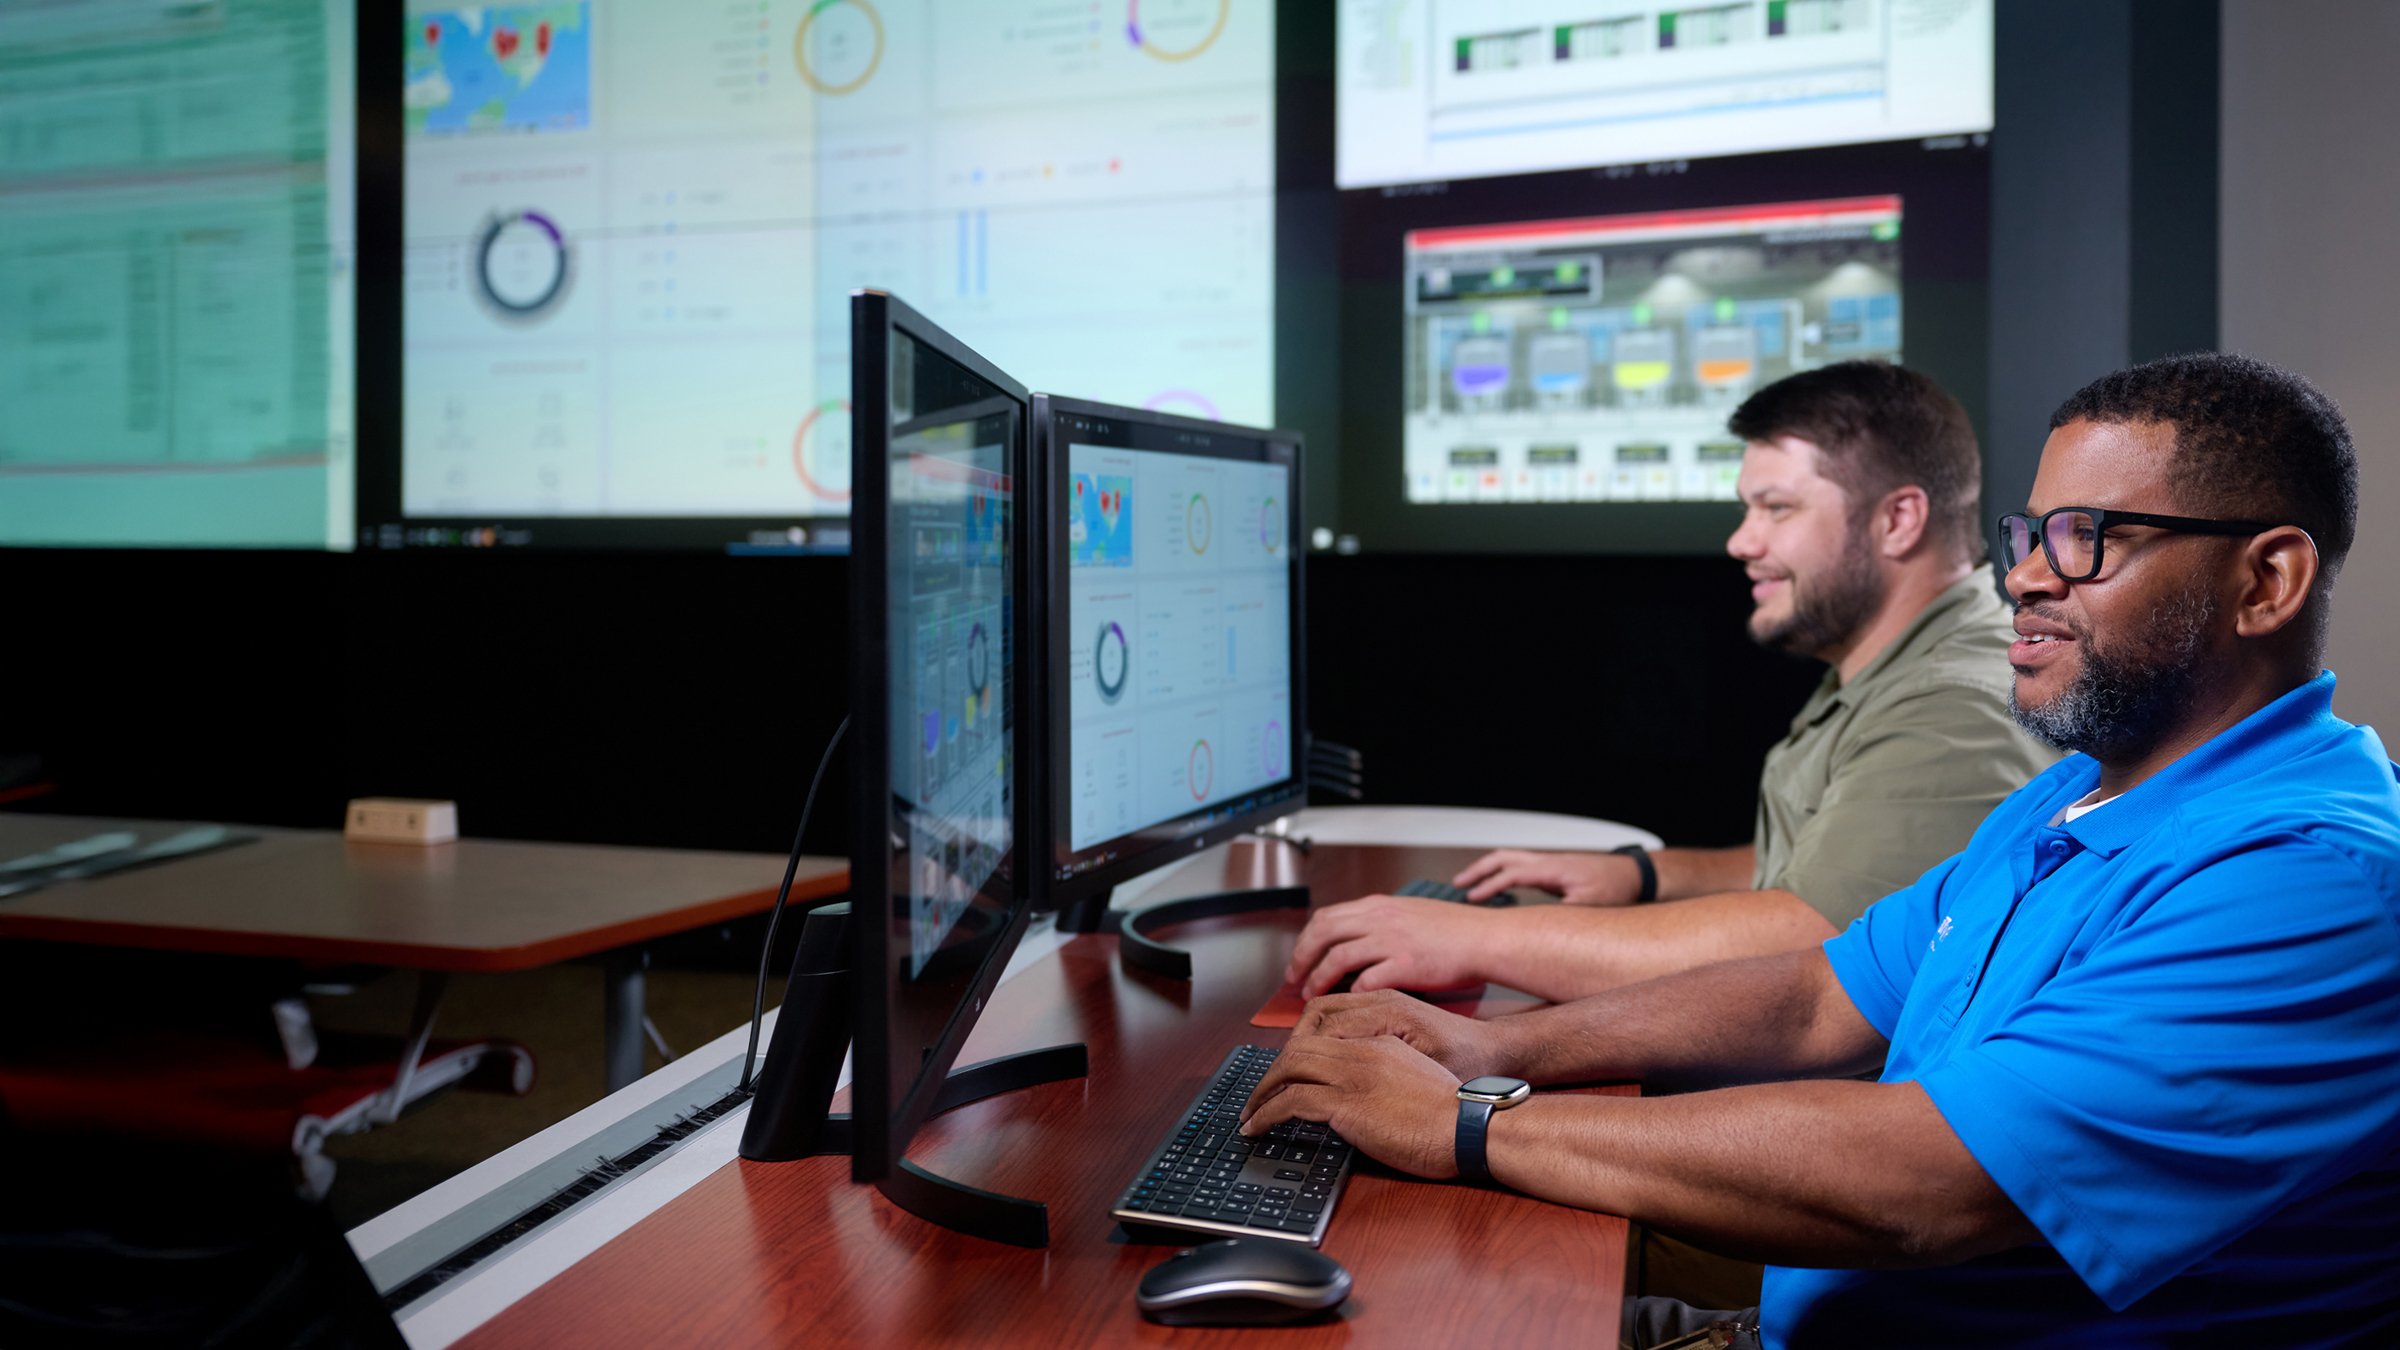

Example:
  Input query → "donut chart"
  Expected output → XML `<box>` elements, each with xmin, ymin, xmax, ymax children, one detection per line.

<box><xmin>1094</xmin><ymin>621</ymin><xmax>1129</xmax><ymax>703</ymax></box>
<box><xmin>1186</xmin><ymin>492</ymin><xmax>1213</xmax><ymax>555</ymax></box>
<box><xmin>791</xmin><ymin>398</ymin><xmax>853</xmax><ymax>503</ymax></box>
<box><xmin>1126</xmin><ymin>0</ymin><xmax>1229</xmax><ymax>62</ymax></box>
<box><xmin>1259</xmin><ymin>495</ymin><xmax>1279</xmax><ymax>553</ymax></box>
<box><xmin>474</xmin><ymin>209</ymin><xmax>572</xmax><ymax>322</ymax></box>
<box><xmin>795</xmin><ymin>0</ymin><xmax>884</xmax><ymax>95</ymax></box>
<box><xmin>1188</xmin><ymin>738</ymin><xmax>1214</xmax><ymax>800</ymax></box>
<box><xmin>966</xmin><ymin>621</ymin><xmax>990</xmax><ymax>695</ymax></box>
<box><xmin>1262</xmin><ymin>720</ymin><xmax>1286</xmax><ymax>779</ymax></box>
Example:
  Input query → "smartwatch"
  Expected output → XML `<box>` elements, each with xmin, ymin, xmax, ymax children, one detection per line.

<box><xmin>1454</xmin><ymin>1075</ymin><xmax>1532</xmax><ymax>1185</ymax></box>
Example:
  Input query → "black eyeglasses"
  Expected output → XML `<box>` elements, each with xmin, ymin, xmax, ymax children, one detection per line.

<box><xmin>1996</xmin><ymin>506</ymin><xmax>2278</xmax><ymax>582</ymax></box>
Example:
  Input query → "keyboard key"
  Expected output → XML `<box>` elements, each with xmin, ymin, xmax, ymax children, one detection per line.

<box><xmin>1115</xmin><ymin>1046</ymin><xmax>1355</xmax><ymax>1245</ymax></box>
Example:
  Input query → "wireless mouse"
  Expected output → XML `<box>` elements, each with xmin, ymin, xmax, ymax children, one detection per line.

<box><xmin>1135</xmin><ymin>1237</ymin><xmax>1353</xmax><ymax>1327</ymax></box>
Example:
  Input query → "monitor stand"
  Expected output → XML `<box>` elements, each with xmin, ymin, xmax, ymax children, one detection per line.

<box><xmin>737</xmin><ymin>902</ymin><xmax>1087</xmax><ymax>1248</ymax></box>
<box><xmin>1054</xmin><ymin>882</ymin><xmax>1312</xmax><ymax>980</ymax></box>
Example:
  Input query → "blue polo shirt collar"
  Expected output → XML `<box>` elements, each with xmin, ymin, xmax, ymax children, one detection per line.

<box><xmin>2047</xmin><ymin>672</ymin><xmax>2341</xmax><ymax>860</ymax></box>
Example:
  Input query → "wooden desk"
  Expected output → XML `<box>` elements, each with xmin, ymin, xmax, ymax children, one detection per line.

<box><xmin>0</xmin><ymin>814</ymin><xmax>847</xmax><ymax>1089</ymax></box>
<box><xmin>457</xmin><ymin>840</ymin><xmax>1630</xmax><ymax>1347</ymax></box>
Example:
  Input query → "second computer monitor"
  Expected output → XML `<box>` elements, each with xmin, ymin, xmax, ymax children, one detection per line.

<box><xmin>1037</xmin><ymin>396</ymin><xmax>1307</xmax><ymax>905</ymax></box>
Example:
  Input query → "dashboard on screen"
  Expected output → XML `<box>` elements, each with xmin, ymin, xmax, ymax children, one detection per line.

<box><xmin>1403</xmin><ymin>195</ymin><xmax>1900</xmax><ymax>506</ymax></box>
<box><xmin>373</xmin><ymin>0</ymin><xmax>1274</xmax><ymax>552</ymax></box>
<box><xmin>0</xmin><ymin>0</ymin><xmax>356</xmax><ymax>549</ymax></box>
<box><xmin>1338</xmin><ymin>0</ymin><xmax>1991</xmax><ymax>188</ymax></box>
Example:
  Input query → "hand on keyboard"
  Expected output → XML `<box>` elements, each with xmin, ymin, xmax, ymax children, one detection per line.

<box><xmin>1393</xmin><ymin>877</ymin><xmax>1517</xmax><ymax>907</ymax></box>
<box><xmin>1284</xmin><ymin>894</ymin><xmax>1497</xmax><ymax>999</ymax></box>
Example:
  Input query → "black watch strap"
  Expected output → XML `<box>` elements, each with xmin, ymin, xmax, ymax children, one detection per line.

<box><xmin>1613</xmin><ymin>843</ymin><xmax>1658</xmax><ymax>905</ymax></box>
<box><xmin>1455</xmin><ymin>1099</ymin><xmax>1499</xmax><ymax>1184</ymax></box>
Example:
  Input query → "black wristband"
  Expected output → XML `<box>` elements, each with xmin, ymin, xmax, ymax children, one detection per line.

<box><xmin>1612</xmin><ymin>844</ymin><xmax>1657</xmax><ymax>905</ymax></box>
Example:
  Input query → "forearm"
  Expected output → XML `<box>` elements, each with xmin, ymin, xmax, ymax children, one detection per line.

<box><xmin>1481</xmin><ymin>948</ymin><xmax>1884</xmax><ymax>1090</ymax></box>
<box><xmin>1484</xmin><ymin>1079</ymin><xmax>2035</xmax><ymax>1268</ymax></box>
<box><xmin>1650</xmin><ymin>844</ymin><xmax>1757</xmax><ymax>902</ymax></box>
<box><xmin>1476</xmin><ymin>889</ymin><xmax>1838</xmax><ymax>1003</ymax></box>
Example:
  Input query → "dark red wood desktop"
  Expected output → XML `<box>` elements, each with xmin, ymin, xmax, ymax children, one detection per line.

<box><xmin>459</xmin><ymin>840</ymin><xmax>1631</xmax><ymax>1347</ymax></box>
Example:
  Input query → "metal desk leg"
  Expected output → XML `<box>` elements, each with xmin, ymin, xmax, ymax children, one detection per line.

<box><xmin>603</xmin><ymin>948</ymin><xmax>649</xmax><ymax>1093</ymax></box>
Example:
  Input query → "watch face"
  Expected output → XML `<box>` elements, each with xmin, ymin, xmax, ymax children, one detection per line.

<box><xmin>1458</xmin><ymin>1076</ymin><xmax>1531</xmax><ymax>1105</ymax></box>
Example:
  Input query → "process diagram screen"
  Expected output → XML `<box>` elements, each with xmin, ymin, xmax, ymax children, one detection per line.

<box><xmin>1339</xmin><ymin>0</ymin><xmax>1991</xmax><ymax>188</ymax></box>
<box><xmin>1065</xmin><ymin>443</ymin><xmax>1292</xmax><ymax>854</ymax></box>
<box><xmin>1402</xmin><ymin>195</ymin><xmax>1900</xmax><ymax>505</ymax></box>
<box><xmin>401</xmin><ymin>0</ymin><xmax>1272</xmax><ymax>525</ymax></box>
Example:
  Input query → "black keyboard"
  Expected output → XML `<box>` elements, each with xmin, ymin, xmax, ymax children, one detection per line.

<box><xmin>1396</xmin><ymin>877</ymin><xmax>1516</xmax><ymax>907</ymax></box>
<box><xmin>1112</xmin><ymin>1045</ymin><xmax>1356</xmax><ymax>1246</ymax></box>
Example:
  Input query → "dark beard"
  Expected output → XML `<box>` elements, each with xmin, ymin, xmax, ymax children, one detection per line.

<box><xmin>2008</xmin><ymin>584</ymin><xmax>2216</xmax><ymax>758</ymax></box>
<box><xmin>1749</xmin><ymin>543</ymin><xmax>1885</xmax><ymax>662</ymax></box>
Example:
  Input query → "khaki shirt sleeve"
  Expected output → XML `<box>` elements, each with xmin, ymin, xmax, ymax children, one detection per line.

<box><xmin>1776</xmin><ymin>681</ymin><xmax>2050</xmax><ymax>930</ymax></box>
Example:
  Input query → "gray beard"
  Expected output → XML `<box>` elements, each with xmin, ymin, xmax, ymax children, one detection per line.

<box><xmin>1751</xmin><ymin>543</ymin><xmax>1885</xmax><ymax>662</ymax></box>
<box><xmin>2009</xmin><ymin>584</ymin><xmax>2217</xmax><ymax>758</ymax></box>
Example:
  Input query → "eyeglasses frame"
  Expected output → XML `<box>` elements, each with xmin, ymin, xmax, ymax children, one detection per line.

<box><xmin>1995</xmin><ymin>506</ymin><xmax>2281</xmax><ymax>582</ymax></box>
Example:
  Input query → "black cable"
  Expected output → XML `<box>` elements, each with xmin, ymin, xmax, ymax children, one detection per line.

<box><xmin>739</xmin><ymin>715</ymin><xmax>849</xmax><ymax>1095</ymax></box>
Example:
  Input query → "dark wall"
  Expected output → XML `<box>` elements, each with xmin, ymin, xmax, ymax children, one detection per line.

<box><xmin>13</xmin><ymin>543</ymin><xmax>1797</xmax><ymax>857</ymax></box>
<box><xmin>1986</xmin><ymin>0</ymin><xmax>2221</xmax><ymax>518</ymax></box>
<box><xmin>14</xmin><ymin>549</ymin><xmax>851</xmax><ymax>858</ymax></box>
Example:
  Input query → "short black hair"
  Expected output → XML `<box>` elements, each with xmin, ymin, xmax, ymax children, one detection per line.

<box><xmin>1729</xmin><ymin>360</ymin><xmax>1983</xmax><ymax>568</ymax></box>
<box><xmin>2048</xmin><ymin>352</ymin><xmax>2357</xmax><ymax>579</ymax></box>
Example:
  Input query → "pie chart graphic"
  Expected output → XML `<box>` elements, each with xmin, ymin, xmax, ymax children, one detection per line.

<box><xmin>1262</xmin><ymin>720</ymin><xmax>1286</xmax><ymax>778</ymax></box>
<box><xmin>1094</xmin><ymin>621</ymin><xmax>1129</xmax><ymax>703</ymax></box>
<box><xmin>792</xmin><ymin>398</ymin><xmax>852</xmax><ymax>503</ymax></box>
<box><xmin>1186</xmin><ymin>492</ymin><xmax>1213</xmax><ymax>555</ymax></box>
<box><xmin>1260</xmin><ymin>495</ymin><xmax>1279</xmax><ymax>554</ymax></box>
<box><xmin>1188</xmin><ymin>738</ymin><xmax>1214</xmax><ymax>801</ymax></box>
<box><xmin>966</xmin><ymin>621</ymin><xmax>990</xmax><ymax>696</ymax></box>
<box><xmin>1126</xmin><ymin>0</ymin><xmax>1229</xmax><ymax>62</ymax></box>
<box><xmin>795</xmin><ymin>0</ymin><xmax>883</xmax><ymax>94</ymax></box>
<box><xmin>475</xmin><ymin>209</ymin><xmax>572</xmax><ymax>322</ymax></box>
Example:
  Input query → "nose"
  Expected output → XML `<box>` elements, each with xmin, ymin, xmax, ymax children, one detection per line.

<box><xmin>2002</xmin><ymin>531</ymin><xmax>2065</xmax><ymax>606</ymax></box>
<box><xmin>1726</xmin><ymin>511</ymin><xmax>1763</xmax><ymax>561</ymax></box>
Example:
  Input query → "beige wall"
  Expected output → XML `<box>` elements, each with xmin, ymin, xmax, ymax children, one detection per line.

<box><xmin>2220</xmin><ymin>0</ymin><xmax>2400</xmax><ymax>736</ymax></box>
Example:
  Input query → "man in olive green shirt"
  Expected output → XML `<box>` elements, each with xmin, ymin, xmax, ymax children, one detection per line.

<box><xmin>1285</xmin><ymin>362</ymin><xmax>2057</xmax><ymax>1004</ymax></box>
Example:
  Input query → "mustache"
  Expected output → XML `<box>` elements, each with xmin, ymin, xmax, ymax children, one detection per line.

<box><xmin>2014</xmin><ymin>602</ymin><xmax>2091</xmax><ymax>642</ymax></box>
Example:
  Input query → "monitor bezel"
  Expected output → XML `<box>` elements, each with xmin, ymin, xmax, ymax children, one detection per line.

<box><xmin>848</xmin><ymin>290</ymin><xmax>1038</xmax><ymax>1184</ymax></box>
<box><xmin>1033</xmin><ymin>393</ymin><xmax>1309</xmax><ymax>910</ymax></box>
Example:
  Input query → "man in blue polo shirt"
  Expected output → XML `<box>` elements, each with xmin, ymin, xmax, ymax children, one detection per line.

<box><xmin>1239</xmin><ymin>352</ymin><xmax>2400</xmax><ymax>1346</ymax></box>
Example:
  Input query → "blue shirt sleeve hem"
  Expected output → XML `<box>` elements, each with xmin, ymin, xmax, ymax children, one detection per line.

<box><xmin>1916</xmin><ymin>1060</ymin><xmax>2151</xmax><ymax>1311</ymax></box>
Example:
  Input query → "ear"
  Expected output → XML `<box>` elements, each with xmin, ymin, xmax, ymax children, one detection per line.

<box><xmin>2231</xmin><ymin>526</ymin><xmax>2320</xmax><ymax>640</ymax></box>
<box><xmin>1873</xmin><ymin>485</ymin><xmax>1932</xmax><ymax>559</ymax></box>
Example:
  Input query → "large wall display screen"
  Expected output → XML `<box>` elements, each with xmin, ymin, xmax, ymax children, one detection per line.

<box><xmin>393</xmin><ymin>0</ymin><xmax>1272</xmax><ymax>549</ymax></box>
<box><xmin>1402</xmin><ymin>195</ymin><xmax>1900</xmax><ymax>506</ymax></box>
<box><xmin>1338</xmin><ymin>0</ymin><xmax>1991</xmax><ymax>188</ymax></box>
<box><xmin>0</xmin><ymin>0</ymin><xmax>355</xmax><ymax>548</ymax></box>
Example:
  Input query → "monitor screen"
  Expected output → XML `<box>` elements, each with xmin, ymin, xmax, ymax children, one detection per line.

<box><xmin>372</xmin><ymin>0</ymin><xmax>1274</xmax><ymax>553</ymax></box>
<box><xmin>1337</xmin><ymin>0</ymin><xmax>1992</xmax><ymax>188</ymax></box>
<box><xmin>1040</xmin><ymin>395</ymin><xmax>1305</xmax><ymax>903</ymax></box>
<box><xmin>1402</xmin><ymin>195</ymin><xmax>1901</xmax><ymax>507</ymax></box>
<box><xmin>0</xmin><ymin>0</ymin><xmax>356</xmax><ymax>548</ymax></box>
<box><xmin>849</xmin><ymin>291</ymin><xmax>1032</xmax><ymax>1182</ymax></box>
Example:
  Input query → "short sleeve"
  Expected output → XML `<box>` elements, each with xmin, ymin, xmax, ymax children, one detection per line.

<box><xmin>1822</xmin><ymin>849</ymin><xmax>1959</xmax><ymax>1039</ymax></box>
<box><xmin>1914</xmin><ymin>838</ymin><xmax>2400</xmax><ymax>1310</ymax></box>
<box><xmin>1776</xmin><ymin>683</ymin><xmax>2051</xmax><ymax>929</ymax></box>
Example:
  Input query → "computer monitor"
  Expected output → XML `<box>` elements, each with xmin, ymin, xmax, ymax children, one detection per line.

<box><xmin>847</xmin><ymin>290</ymin><xmax>1037</xmax><ymax>1183</ymax></box>
<box><xmin>1035</xmin><ymin>395</ymin><xmax>1307</xmax><ymax>909</ymax></box>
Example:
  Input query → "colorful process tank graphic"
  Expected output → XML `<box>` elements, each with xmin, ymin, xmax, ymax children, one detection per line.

<box><xmin>1068</xmin><ymin>473</ymin><xmax>1134</xmax><ymax>567</ymax></box>
<box><xmin>407</xmin><ymin>6</ymin><xmax>592</xmax><ymax>136</ymax></box>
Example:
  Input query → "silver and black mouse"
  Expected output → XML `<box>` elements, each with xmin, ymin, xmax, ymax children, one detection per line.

<box><xmin>1134</xmin><ymin>1237</ymin><xmax>1353</xmax><ymax>1327</ymax></box>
